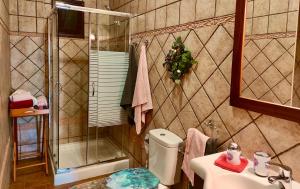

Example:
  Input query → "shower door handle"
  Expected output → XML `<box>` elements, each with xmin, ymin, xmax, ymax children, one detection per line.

<box><xmin>55</xmin><ymin>82</ymin><xmax>62</xmax><ymax>96</ymax></box>
<box><xmin>92</xmin><ymin>82</ymin><xmax>95</xmax><ymax>96</ymax></box>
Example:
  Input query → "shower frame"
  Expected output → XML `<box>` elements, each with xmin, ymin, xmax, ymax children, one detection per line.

<box><xmin>47</xmin><ymin>1</ymin><xmax>132</xmax><ymax>174</ymax></box>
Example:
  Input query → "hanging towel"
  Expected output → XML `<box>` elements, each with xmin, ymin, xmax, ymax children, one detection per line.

<box><xmin>120</xmin><ymin>45</ymin><xmax>138</xmax><ymax>125</ymax></box>
<box><xmin>182</xmin><ymin>128</ymin><xmax>209</xmax><ymax>186</ymax></box>
<box><xmin>132</xmin><ymin>45</ymin><xmax>153</xmax><ymax>135</ymax></box>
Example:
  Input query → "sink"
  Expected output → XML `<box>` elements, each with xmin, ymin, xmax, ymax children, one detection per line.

<box><xmin>190</xmin><ymin>152</ymin><xmax>300</xmax><ymax>189</ymax></box>
<box><xmin>213</xmin><ymin>174</ymin><xmax>278</xmax><ymax>189</ymax></box>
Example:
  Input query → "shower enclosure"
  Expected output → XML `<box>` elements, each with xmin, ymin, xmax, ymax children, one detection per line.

<box><xmin>47</xmin><ymin>2</ymin><xmax>131</xmax><ymax>180</ymax></box>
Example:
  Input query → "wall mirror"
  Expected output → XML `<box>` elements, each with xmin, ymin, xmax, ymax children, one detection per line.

<box><xmin>230</xmin><ymin>0</ymin><xmax>300</xmax><ymax>122</ymax></box>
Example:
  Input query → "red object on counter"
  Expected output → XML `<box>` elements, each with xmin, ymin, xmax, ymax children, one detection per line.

<box><xmin>9</xmin><ymin>100</ymin><xmax>33</xmax><ymax>109</ymax></box>
<box><xmin>215</xmin><ymin>153</ymin><xmax>248</xmax><ymax>173</ymax></box>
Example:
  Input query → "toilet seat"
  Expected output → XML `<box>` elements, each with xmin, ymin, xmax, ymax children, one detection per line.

<box><xmin>106</xmin><ymin>168</ymin><xmax>160</xmax><ymax>189</ymax></box>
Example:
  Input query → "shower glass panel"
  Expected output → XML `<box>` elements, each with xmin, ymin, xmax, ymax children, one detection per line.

<box><xmin>48</xmin><ymin>12</ymin><xmax>59</xmax><ymax>171</ymax></box>
<box><xmin>48</xmin><ymin>4</ymin><xmax>130</xmax><ymax>173</ymax></box>
<box><xmin>87</xmin><ymin>13</ymin><xmax>129</xmax><ymax>165</ymax></box>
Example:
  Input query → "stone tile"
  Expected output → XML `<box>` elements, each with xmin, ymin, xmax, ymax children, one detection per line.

<box><xmin>233</xmin><ymin>123</ymin><xmax>275</xmax><ymax>159</ymax></box>
<box><xmin>203</xmin><ymin>70</ymin><xmax>230</xmax><ymax>107</ymax></box>
<box><xmin>249</xmin><ymin>77</ymin><xmax>270</xmax><ymax>98</ymax></box>
<box><xmin>184</xmin><ymin>30</ymin><xmax>203</xmax><ymax>58</ymax></box>
<box><xmin>206</xmin><ymin>26</ymin><xmax>233</xmax><ymax>65</ymax></box>
<box><xmin>272</xmin><ymin>79</ymin><xmax>292</xmax><ymax>104</ymax></box>
<box><xmin>181</xmin><ymin>70</ymin><xmax>201</xmax><ymax>100</ymax></box>
<box><xmin>270</xmin><ymin>0</ymin><xmax>289</xmax><ymax>14</ymax></box>
<box><xmin>156</xmin><ymin>0</ymin><xmax>166</xmax><ymax>8</ymax></box>
<box><xmin>137</xmin><ymin>14</ymin><xmax>146</xmax><ymax>33</ymax></box>
<box><xmin>161</xmin><ymin>71</ymin><xmax>175</xmax><ymax>94</ymax></box>
<box><xmin>261</xmin><ymin>90</ymin><xmax>281</xmax><ymax>104</ymax></box>
<box><xmin>160</xmin><ymin>98</ymin><xmax>177</xmax><ymax>126</ymax></box>
<box><xmin>190</xmin><ymin>88</ymin><xmax>215</xmax><ymax>123</ymax></box>
<box><xmin>193</xmin><ymin>48</ymin><xmax>217</xmax><ymax>84</ymax></box>
<box><xmin>155</xmin><ymin>7</ymin><xmax>166</xmax><ymax>29</ymax></box>
<box><xmin>11</xmin><ymin>69</ymin><xmax>27</xmax><ymax>89</ymax></box>
<box><xmin>62</xmin><ymin>40</ymin><xmax>81</xmax><ymax>58</ymax></box>
<box><xmin>196</xmin><ymin>0</ymin><xmax>216</xmax><ymax>20</ymax></box>
<box><xmin>253</xmin><ymin>0</ymin><xmax>269</xmax><ymax>16</ymax></box>
<box><xmin>155</xmin><ymin>52</ymin><xmax>166</xmax><ymax>77</ymax></box>
<box><xmin>263</xmin><ymin>40</ymin><xmax>286</xmax><ymax>62</ymax></box>
<box><xmin>10</xmin><ymin>47</ymin><xmax>26</xmax><ymax>68</ymax></box>
<box><xmin>251</xmin><ymin>53</ymin><xmax>271</xmax><ymax>74</ymax></box>
<box><xmin>268</xmin><ymin>13</ymin><xmax>287</xmax><ymax>33</ymax></box>
<box><xmin>62</xmin><ymin>80</ymin><xmax>81</xmax><ymax>97</ymax></box>
<box><xmin>15</xmin><ymin>37</ymin><xmax>38</xmax><ymax>57</ymax></box>
<box><xmin>19</xmin><ymin>16</ymin><xmax>36</xmax><ymax>33</ymax></box>
<box><xmin>279</xmin><ymin>145</ymin><xmax>300</xmax><ymax>181</ymax></box>
<box><xmin>215</xmin><ymin>0</ymin><xmax>236</xmax><ymax>16</ymax></box>
<box><xmin>180</xmin><ymin>0</ymin><xmax>196</xmax><ymax>24</ymax></box>
<box><xmin>253</xmin><ymin>38</ymin><xmax>272</xmax><ymax>49</ymax></box>
<box><xmin>149</xmin><ymin>66</ymin><xmax>160</xmax><ymax>90</ymax></box>
<box><xmin>217</xmin><ymin>99</ymin><xmax>252</xmax><ymax>135</ymax></box>
<box><xmin>194</xmin><ymin>25</ymin><xmax>217</xmax><ymax>44</ymax></box>
<box><xmin>18</xmin><ymin>0</ymin><xmax>36</xmax><ymax>17</ymax></box>
<box><xmin>148</xmin><ymin>37</ymin><xmax>161</xmax><ymax>62</ymax></box>
<box><xmin>244</xmin><ymin>41</ymin><xmax>260</xmax><ymax>62</ymax></box>
<box><xmin>219</xmin><ymin>52</ymin><xmax>233</xmax><ymax>83</ymax></box>
<box><xmin>178</xmin><ymin>103</ymin><xmax>200</xmax><ymax>132</ymax></box>
<box><xmin>168</xmin><ymin>117</ymin><xmax>186</xmax><ymax>139</ymax></box>
<box><xmin>287</xmin><ymin>11</ymin><xmax>298</xmax><ymax>32</ymax></box>
<box><xmin>162</xmin><ymin>34</ymin><xmax>176</xmax><ymax>55</ymax></box>
<box><xmin>255</xmin><ymin>115</ymin><xmax>300</xmax><ymax>154</ymax></box>
<box><xmin>243</xmin><ymin>64</ymin><xmax>259</xmax><ymax>85</ymax></box>
<box><xmin>147</xmin><ymin>0</ymin><xmax>156</xmax><ymax>11</ymax></box>
<box><xmin>153</xmin><ymin>110</ymin><xmax>167</xmax><ymax>129</ymax></box>
<box><xmin>252</xmin><ymin>16</ymin><xmax>268</xmax><ymax>34</ymax></box>
<box><xmin>153</xmin><ymin>80</ymin><xmax>168</xmax><ymax>106</ymax></box>
<box><xmin>169</xmin><ymin>86</ymin><xmax>188</xmax><ymax>113</ymax></box>
<box><xmin>261</xmin><ymin>66</ymin><xmax>283</xmax><ymax>88</ymax></box>
<box><xmin>166</xmin><ymin>2</ymin><xmax>180</xmax><ymax>27</ymax></box>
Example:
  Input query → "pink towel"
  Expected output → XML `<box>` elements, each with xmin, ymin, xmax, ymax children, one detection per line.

<box><xmin>37</xmin><ymin>96</ymin><xmax>48</xmax><ymax>109</ymax></box>
<box><xmin>182</xmin><ymin>128</ymin><xmax>209</xmax><ymax>186</ymax></box>
<box><xmin>132</xmin><ymin>45</ymin><xmax>153</xmax><ymax>134</ymax></box>
<box><xmin>10</xmin><ymin>89</ymin><xmax>34</xmax><ymax>102</ymax></box>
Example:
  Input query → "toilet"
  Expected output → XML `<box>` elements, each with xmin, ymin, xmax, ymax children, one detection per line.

<box><xmin>106</xmin><ymin>128</ymin><xmax>183</xmax><ymax>189</ymax></box>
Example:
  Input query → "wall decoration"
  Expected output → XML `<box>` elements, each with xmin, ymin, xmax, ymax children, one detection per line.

<box><xmin>163</xmin><ymin>37</ymin><xmax>198</xmax><ymax>84</ymax></box>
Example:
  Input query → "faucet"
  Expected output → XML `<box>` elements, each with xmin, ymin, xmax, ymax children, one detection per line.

<box><xmin>267</xmin><ymin>162</ymin><xmax>293</xmax><ymax>189</ymax></box>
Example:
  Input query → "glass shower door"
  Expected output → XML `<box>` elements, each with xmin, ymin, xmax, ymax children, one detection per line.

<box><xmin>48</xmin><ymin>12</ymin><xmax>60</xmax><ymax>172</ymax></box>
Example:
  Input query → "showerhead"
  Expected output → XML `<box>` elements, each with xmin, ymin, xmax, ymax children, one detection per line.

<box><xmin>104</xmin><ymin>5</ymin><xmax>111</xmax><ymax>10</ymax></box>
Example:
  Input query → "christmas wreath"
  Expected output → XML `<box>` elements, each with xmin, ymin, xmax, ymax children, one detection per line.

<box><xmin>163</xmin><ymin>37</ymin><xmax>198</xmax><ymax>84</ymax></box>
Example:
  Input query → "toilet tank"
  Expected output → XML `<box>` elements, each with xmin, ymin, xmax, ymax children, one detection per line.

<box><xmin>149</xmin><ymin>129</ymin><xmax>183</xmax><ymax>186</ymax></box>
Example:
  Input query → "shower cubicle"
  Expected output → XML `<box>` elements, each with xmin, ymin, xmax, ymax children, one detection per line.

<box><xmin>47</xmin><ymin>1</ymin><xmax>131</xmax><ymax>181</ymax></box>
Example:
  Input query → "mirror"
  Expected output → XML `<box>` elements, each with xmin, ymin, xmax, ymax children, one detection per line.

<box><xmin>230</xmin><ymin>0</ymin><xmax>300</xmax><ymax>122</ymax></box>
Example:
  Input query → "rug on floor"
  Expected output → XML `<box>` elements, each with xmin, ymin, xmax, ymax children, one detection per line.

<box><xmin>70</xmin><ymin>179</ymin><xmax>108</xmax><ymax>189</ymax></box>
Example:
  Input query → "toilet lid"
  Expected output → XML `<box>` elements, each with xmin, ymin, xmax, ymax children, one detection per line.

<box><xmin>106</xmin><ymin>168</ymin><xmax>160</xmax><ymax>189</ymax></box>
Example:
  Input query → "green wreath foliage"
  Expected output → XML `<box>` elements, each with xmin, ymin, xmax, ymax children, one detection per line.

<box><xmin>163</xmin><ymin>37</ymin><xmax>198</xmax><ymax>84</ymax></box>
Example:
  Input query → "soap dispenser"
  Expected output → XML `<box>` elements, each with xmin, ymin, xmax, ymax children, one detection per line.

<box><xmin>226</xmin><ymin>143</ymin><xmax>241</xmax><ymax>165</ymax></box>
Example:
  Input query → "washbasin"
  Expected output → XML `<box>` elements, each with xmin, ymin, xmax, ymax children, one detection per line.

<box><xmin>213</xmin><ymin>174</ymin><xmax>279</xmax><ymax>189</ymax></box>
<box><xmin>190</xmin><ymin>152</ymin><xmax>300</xmax><ymax>189</ymax></box>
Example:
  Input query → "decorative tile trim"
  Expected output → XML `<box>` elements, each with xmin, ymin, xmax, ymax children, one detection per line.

<box><xmin>131</xmin><ymin>14</ymin><xmax>235</xmax><ymax>39</ymax></box>
<box><xmin>10</xmin><ymin>31</ymin><xmax>45</xmax><ymax>38</ymax></box>
<box><xmin>245</xmin><ymin>32</ymin><xmax>296</xmax><ymax>40</ymax></box>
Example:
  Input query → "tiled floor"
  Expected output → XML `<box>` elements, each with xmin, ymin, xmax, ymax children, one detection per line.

<box><xmin>9</xmin><ymin>160</ymin><xmax>106</xmax><ymax>189</ymax></box>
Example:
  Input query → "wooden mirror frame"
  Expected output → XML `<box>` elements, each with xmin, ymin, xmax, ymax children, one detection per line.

<box><xmin>230</xmin><ymin>0</ymin><xmax>300</xmax><ymax>122</ymax></box>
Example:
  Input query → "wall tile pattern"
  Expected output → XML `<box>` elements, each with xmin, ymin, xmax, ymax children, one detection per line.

<box><xmin>110</xmin><ymin>0</ymin><xmax>300</xmax><ymax>182</ymax></box>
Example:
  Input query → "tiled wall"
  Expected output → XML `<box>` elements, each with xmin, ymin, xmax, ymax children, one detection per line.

<box><xmin>241</xmin><ymin>0</ymin><xmax>299</xmax><ymax>105</ymax></box>
<box><xmin>110</xmin><ymin>0</ymin><xmax>300</xmax><ymax>182</ymax></box>
<box><xmin>0</xmin><ymin>0</ymin><xmax>11</xmax><ymax>188</ymax></box>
